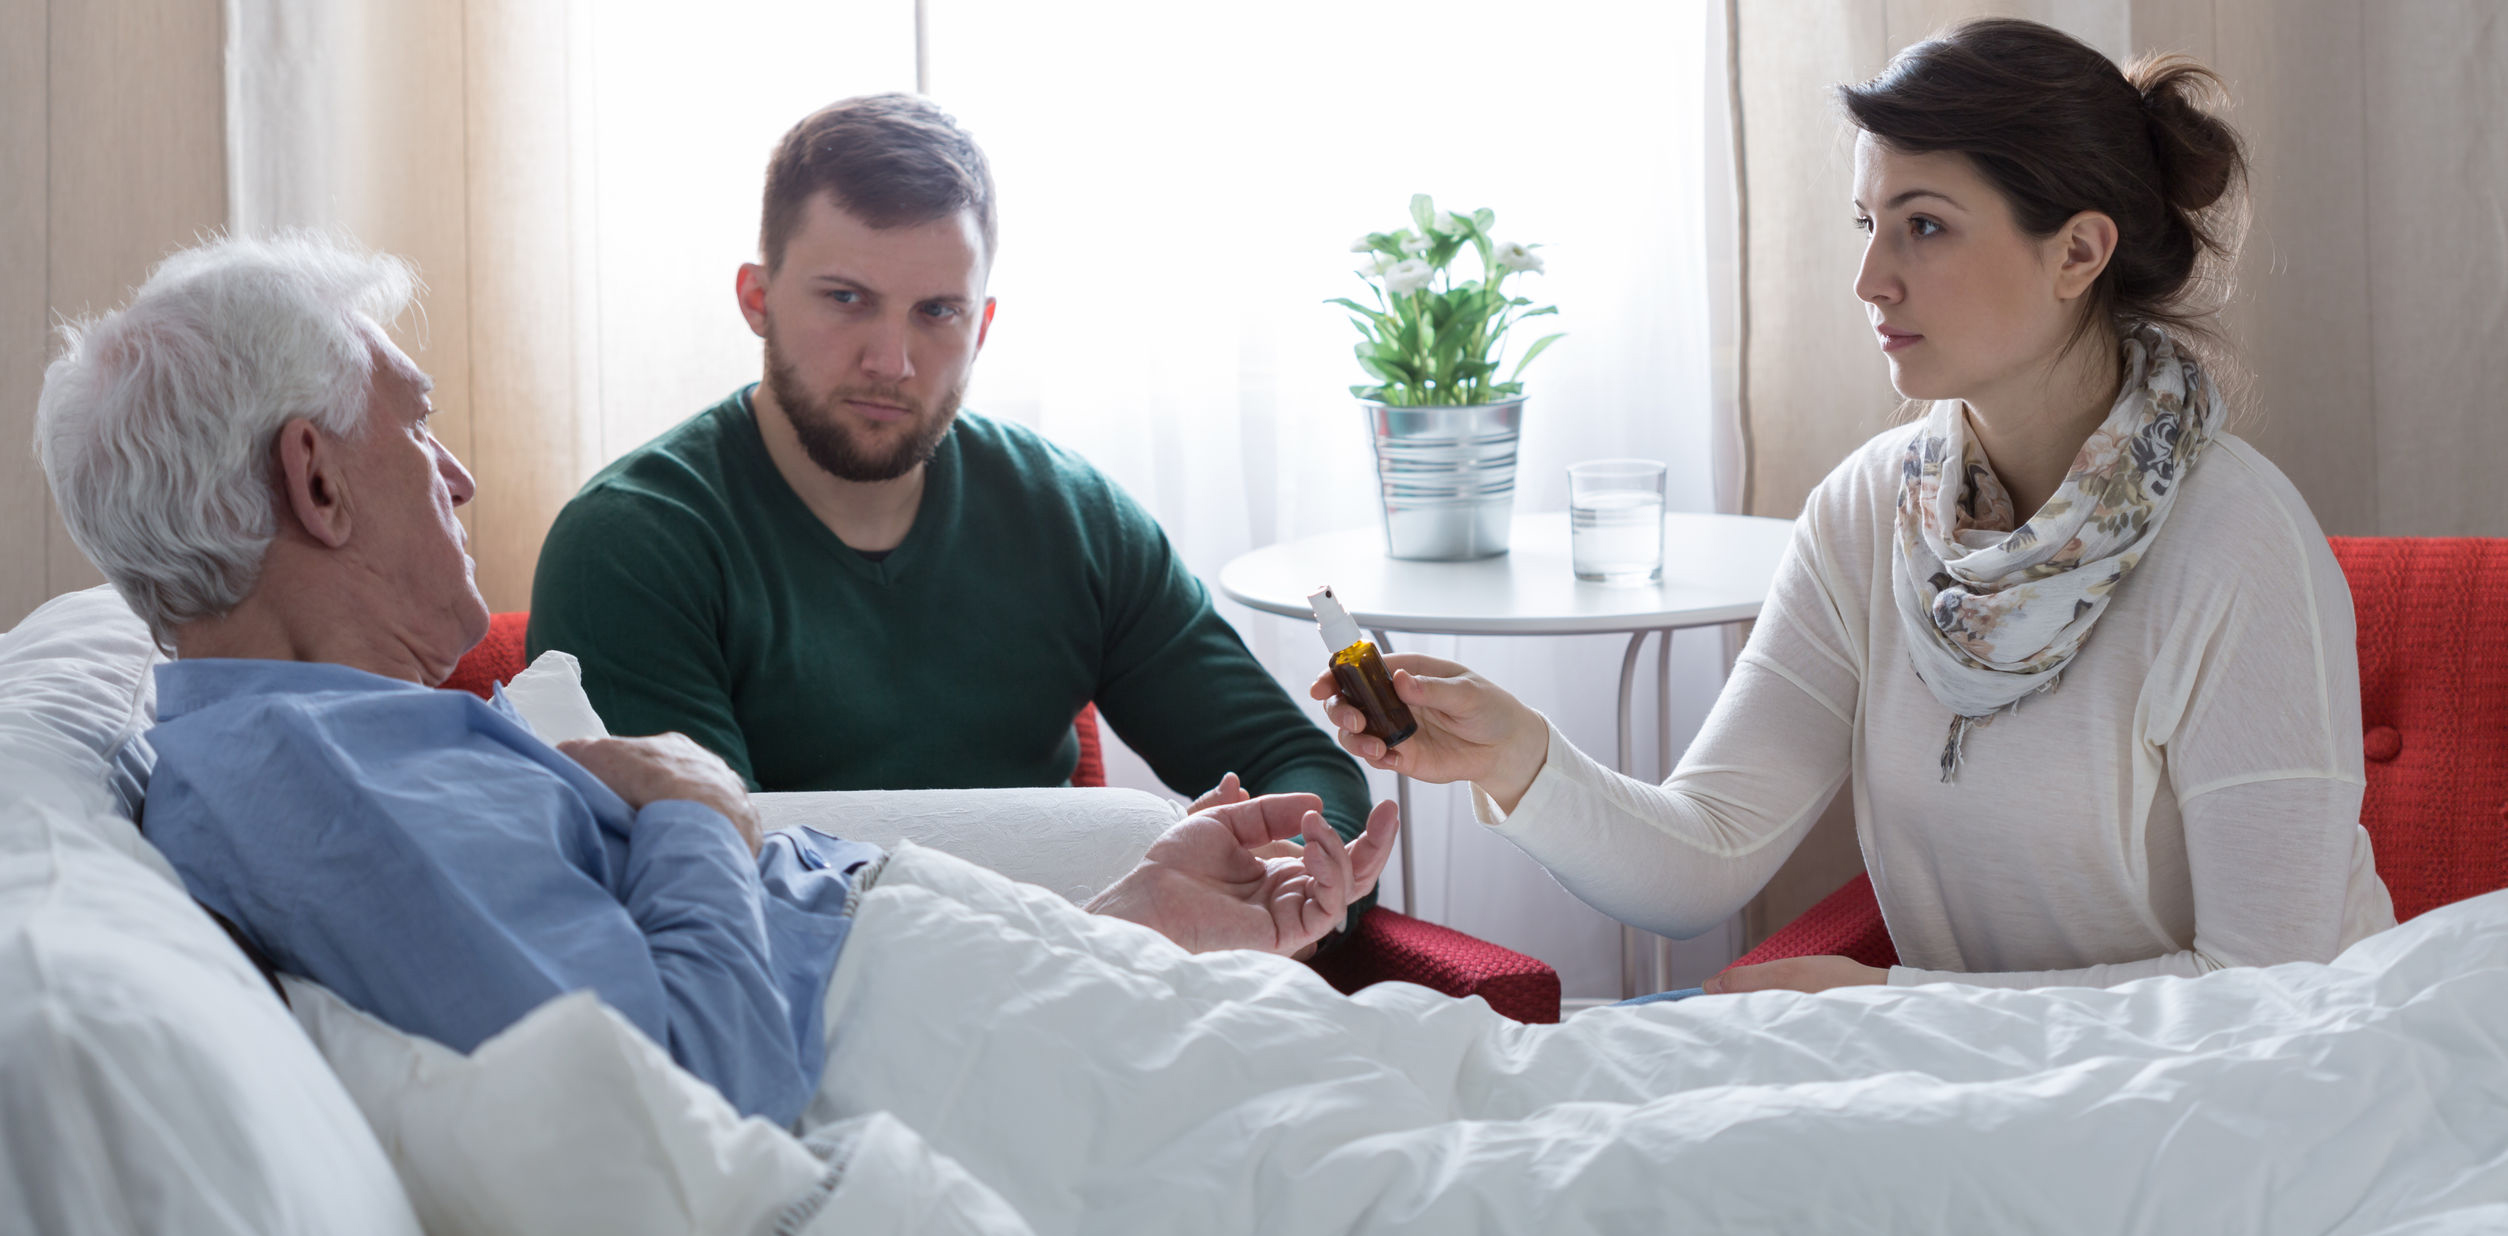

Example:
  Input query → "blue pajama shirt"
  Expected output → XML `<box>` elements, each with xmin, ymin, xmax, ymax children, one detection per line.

<box><xmin>140</xmin><ymin>658</ymin><xmax>882</xmax><ymax>1126</ymax></box>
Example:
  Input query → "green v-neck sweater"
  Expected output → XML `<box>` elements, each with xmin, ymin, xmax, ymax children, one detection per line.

<box><xmin>527</xmin><ymin>388</ymin><xmax>1370</xmax><ymax>848</ymax></box>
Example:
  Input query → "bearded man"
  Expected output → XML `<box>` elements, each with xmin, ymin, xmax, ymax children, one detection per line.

<box><xmin>528</xmin><ymin>95</ymin><xmax>1371</xmax><ymax>914</ymax></box>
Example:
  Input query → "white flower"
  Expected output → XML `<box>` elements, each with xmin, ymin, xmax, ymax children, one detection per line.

<box><xmin>1399</xmin><ymin>232</ymin><xmax>1430</xmax><ymax>256</ymax></box>
<box><xmin>1492</xmin><ymin>240</ymin><xmax>1545</xmax><ymax>273</ymax></box>
<box><xmin>1431</xmin><ymin>209</ymin><xmax>1458</xmax><ymax>234</ymax></box>
<box><xmin>1381</xmin><ymin>257</ymin><xmax>1434</xmax><ymax>295</ymax></box>
<box><xmin>1349</xmin><ymin>234</ymin><xmax>1377</xmax><ymax>253</ymax></box>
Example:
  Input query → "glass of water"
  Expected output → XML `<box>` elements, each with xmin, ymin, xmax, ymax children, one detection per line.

<box><xmin>1568</xmin><ymin>459</ymin><xmax>1666</xmax><ymax>584</ymax></box>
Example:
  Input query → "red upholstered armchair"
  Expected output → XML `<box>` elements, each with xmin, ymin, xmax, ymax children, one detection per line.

<box><xmin>445</xmin><ymin>612</ymin><xmax>1562</xmax><ymax>1022</ymax></box>
<box><xmin>1734</xmin><ymin>536</ymin><xmax>2508</xmax><ymax>973</ymax></box>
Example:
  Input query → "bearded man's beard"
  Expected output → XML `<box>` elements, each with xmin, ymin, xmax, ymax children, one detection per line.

<box><xmin>763</xmin><ymin>324</ymin><xmax>964</xmax><ymax>483</ymax></box>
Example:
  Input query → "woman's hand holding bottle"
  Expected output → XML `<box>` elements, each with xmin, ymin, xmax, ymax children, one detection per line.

<box><xmin>1308</xmin><ymin>654</ymin><xmax>1551</xmax><ymax>813</ymax></box>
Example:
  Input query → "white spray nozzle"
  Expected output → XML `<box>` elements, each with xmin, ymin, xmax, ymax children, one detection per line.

<box><xmin>1308</xmin><ymin>585</ymin><xmax>1364</xmax><ymax>653</ymax></box>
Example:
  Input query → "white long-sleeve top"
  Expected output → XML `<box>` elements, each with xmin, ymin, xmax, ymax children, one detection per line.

<box><xmin>1477</xmin><ymin>426</ymin><xmax>2396</xmax><ymax>987</ymax></box>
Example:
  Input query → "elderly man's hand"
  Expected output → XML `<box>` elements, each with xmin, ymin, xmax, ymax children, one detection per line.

<box><xmin>1190</xmin><ymin>772</ymin><xmax>1302</xmax><ymax>862</ymax></box>
<box><xmin>1086</xmin><ymin>793</ymin><xmax>1400</xmax><ymax>956</ymax></box>
<box><xmin>558</xmin><ymin>733</ymin><xmax>764</xmax><ymax>856</ymax></box>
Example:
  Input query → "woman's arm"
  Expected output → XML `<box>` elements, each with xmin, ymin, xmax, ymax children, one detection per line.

<box><xmin>1315</xmin><ymin>522</ymin><xmax>1866</xmax><ymax>939</ymax></box>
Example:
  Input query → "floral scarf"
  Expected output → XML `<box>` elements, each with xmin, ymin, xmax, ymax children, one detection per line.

<box><xmin>1889</xmin><ymin>324</ymin><xmax>2220</xmax><ymax>780</ymax></box>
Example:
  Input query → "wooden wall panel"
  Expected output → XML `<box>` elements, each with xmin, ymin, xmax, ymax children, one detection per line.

<box><xmin>460</xmin><ymin>0</ymin><xmax>589</xmax><ymax>613</ymax></box>
<box><xmin>2365</xmin><ymin>5</ymin><xmax>2508</xmax><ymax>536</ymax></box>
<box><xmin>2204</xmin><ymin>0</ymin><xmax>2379</xmax><ymax>534</ymax></box>
<box><xmin>1736</xmin><ymin>0</ymin><xmax>1892</xmax><ymax>523</ymax></box>
<box><xmin>42</xmin><ymin>0</ymin><xmax>228</xmax><ymax>601</ymax></box>
<box><xmin>1885</xmin><ymin>0</ymin><xmax>2129</xmax><ymax>60</ymax></box>
<box><xmin>339</xmin><ymin>0</ymin><xmax>478</xmax><ymax>566</ymax></box>
<box><xmin>2127</xmin><ymin>0</ymin><xmax>2212</xmax><ymax>60</ymax></box>
<box><xmin>0</xmin><ymin>0</ymin><xmax>48</xmax><ymax>628</ymax></box>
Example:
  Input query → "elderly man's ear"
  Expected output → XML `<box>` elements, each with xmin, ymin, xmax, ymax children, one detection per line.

<box><xmin>275</xmin><ymin>417</ymin><xmax>355</xmax><ymax>549</ymax></box>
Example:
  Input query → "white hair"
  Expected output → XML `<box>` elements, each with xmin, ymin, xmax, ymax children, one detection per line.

<box><xmin>35</xmin><ymin>234</ymin><xmax>419</xmax><ymax>650</ymax></box>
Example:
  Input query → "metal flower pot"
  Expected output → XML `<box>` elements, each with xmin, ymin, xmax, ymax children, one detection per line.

<box><xmin>1362</xmin><ymin>397</ymin><xmax>1524</xmax><ymax>561</ymax></box>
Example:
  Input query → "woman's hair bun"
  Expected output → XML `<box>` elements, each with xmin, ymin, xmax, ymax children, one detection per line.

<box><xmin>2127</xmin><ymin>53</ymin><xmax>2243</xmax><ymax>214</ymax></box>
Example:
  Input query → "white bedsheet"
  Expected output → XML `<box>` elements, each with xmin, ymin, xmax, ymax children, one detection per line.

<box><xmin>811</xmin><ymin>843</ymin><xmax>2508</xmax><ymax>1235</ymax></box>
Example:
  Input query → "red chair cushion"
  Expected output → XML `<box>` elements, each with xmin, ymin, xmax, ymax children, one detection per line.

<box><xmin>1730</xmin><ymin>874</ymin><xmax>1897</xmax><ymax>971</ymax></box>
<box><xmin>440</xmin><ymin>611</ymin><xmax>531</xmax><ymax>700</ymax></box>
<box><xmin>2330</xmin><ymin>537</ymin><xmax>2508</xmax><ymax>922</ymax></box>
<box><xmin>1308</xmin><ymin>907</ymin><xmax>1562</xmax><ymax>1024</ymax></box>
<box><xmin>1071</xmin><ymin>703</ymin><xmax>1106</xmax><ymax>788</ymax></box>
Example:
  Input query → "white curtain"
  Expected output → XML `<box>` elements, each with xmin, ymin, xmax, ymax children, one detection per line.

<box><xmin>927</xmin><ymin>0</ymin><xmax>1739</xmax><ymax>998</ymax></box>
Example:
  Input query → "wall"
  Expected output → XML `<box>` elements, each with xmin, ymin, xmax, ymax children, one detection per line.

<box><xmin>1</xmin><ymin>0</ymin><xmax>227</xmax><ymax>628</ymax></box>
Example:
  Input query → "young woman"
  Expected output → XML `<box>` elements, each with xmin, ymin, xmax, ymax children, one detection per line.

<box><xmin>1313</xmin><ymin>18</ymin><xmax>2395</xmax><ymax>994</ymax></box>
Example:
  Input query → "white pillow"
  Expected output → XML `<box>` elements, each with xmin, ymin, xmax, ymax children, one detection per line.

<box><xmin>0</xmin><ymin>789</ymin><xmax>422</xmax><ymax>1236</ymax></box>
<box><xmin>756</xmin><ymin>788</ymin><xmax>1177</xmax><ymax>904</ymax></box>
<box><xmin>284</xmin><ymin>978</ymin><xmax>1034</xmax><ymax>1236</ymax></box>
<box><xmin>503</xmin><ymin>649</ymin><xmax>610</xmax><ymax>743</ymax></box>
<box><xmin>0</xmin><ymin>585</ymin><xmax>161</xmax><ymax>821</ymax></box>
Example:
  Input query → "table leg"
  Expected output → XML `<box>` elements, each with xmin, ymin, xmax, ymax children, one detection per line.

<box><xmin>1370</xmin><ymin>628</ymin><xmax>1412</xmax><ymax>918</ymax></box>
<box><xmin>1653</xmin><ymin>628</ymin><xmax>1676</xmax><ymax>994</ymax></box>
<box><xmin>1615</xmin><ymin>629</ymin><xmax>1652</xmax><ymax>1000</ymax></box>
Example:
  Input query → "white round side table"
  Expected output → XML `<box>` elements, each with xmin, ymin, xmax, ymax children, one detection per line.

<box><xmin>1219</xmin><ymin>510</ymin><xmax>1795</xmax><ymax>998</ymax></box>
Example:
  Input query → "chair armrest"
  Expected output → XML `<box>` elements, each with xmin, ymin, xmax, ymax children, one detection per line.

<box><xmin>754</xmin><ymin>788</ymin><xmax>1177</xmax><ymax>906</ymax></box>
<box><xmin>1308</xmin><ymin>908</ymin><xmax>1561</xmax><ymax>1024</ymax></box>
<box><xmin>1729</xmin><ymin>873</ymin><xmax>1898</xmax><ymax>971</ymax></box>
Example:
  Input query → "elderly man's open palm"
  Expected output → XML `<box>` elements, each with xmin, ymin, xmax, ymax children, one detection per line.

<box><xmin>1087</xmin><ymin>793</ymin><xmax>1400</xmax><ymax>956</ymax></box>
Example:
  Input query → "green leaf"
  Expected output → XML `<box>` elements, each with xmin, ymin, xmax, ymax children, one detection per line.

<box><xmin>1509</xmin><ymin>332</ymin><xmax>1565</xmax><ymax>380</ymax></box>
<box><xmin>1327</xmin><ymin>297</ymin><xmax>1392</xmax><ymax>332</ymax></box>
<box><xmin>1410</xmin><ymin>193</ymin><xmax>1437</xmax><ymax>236</ymax></box>
<box><xmin>1351</xmin><ymin>383</ymin><xmax>1386</xmax><ymax>400</ymax></box>
<box><xmin>1472</xmin><ymin>207</ymin><xmax>1495</xmax><ymax>231</ymax></box>
<box><xmin>1512</xmin><ymin>305</ymin><xmax>1559</xmax><ymax>320</ymax></box>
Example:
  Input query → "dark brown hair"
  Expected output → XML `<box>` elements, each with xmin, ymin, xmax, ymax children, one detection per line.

<box><xmin>1839</xmin><ymin>19</ymin><xmax>2249</xmax><ymax>362</ymax></box>
<box><xmin>759</xmin><ymin>93</ymin><xmax>996</xmax><ymax>272</ymax></box>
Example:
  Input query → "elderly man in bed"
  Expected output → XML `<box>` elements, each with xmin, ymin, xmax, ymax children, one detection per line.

<box><xmin>38</xmin><ymin>235</ymin><xmax>1396</xmax><ymax>1128</ymax></box>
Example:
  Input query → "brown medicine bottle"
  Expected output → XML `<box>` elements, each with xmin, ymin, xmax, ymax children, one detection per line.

<box><xmin>1308</xmin><ymin>585</ymin><xmax>1416</xmax><ymax>748</ymax></box>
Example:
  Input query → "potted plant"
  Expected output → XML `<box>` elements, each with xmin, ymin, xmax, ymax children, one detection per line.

<box><xmin>1335</xmin><ymin>194</ymin><xmax>1562</xmax><ymax>560</ymax></box>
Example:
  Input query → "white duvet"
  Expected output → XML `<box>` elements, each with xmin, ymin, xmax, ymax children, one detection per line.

<box><xmin>804</xmin><ymin>843</ymin><xmax>2508</xmax><ymax>1235</ymax></box>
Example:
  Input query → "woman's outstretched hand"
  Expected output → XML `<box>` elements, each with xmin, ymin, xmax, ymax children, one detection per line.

<box><xmin>1307</xmin><ymin>653</ymin><xmax>1551</xmax><ymax>813</ymax></box>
